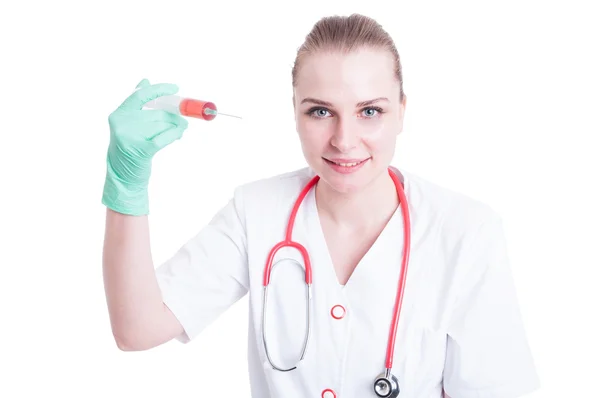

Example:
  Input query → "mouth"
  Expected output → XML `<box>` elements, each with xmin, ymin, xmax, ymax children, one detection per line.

<box><xmin>324</xmin><ymin>157</ymin><xmax>370</xmax><ymax>167</ymax></box>
<box><xmin>323</xmin><ymin>157</ymin><xmax>371</xmax><ymax>174</ymax></box>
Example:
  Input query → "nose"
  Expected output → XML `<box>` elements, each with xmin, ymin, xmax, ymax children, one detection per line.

<box><xmin>330</xmin><ymin>116</ymin><xmax>359</xmax><ymax>152</ymax></box>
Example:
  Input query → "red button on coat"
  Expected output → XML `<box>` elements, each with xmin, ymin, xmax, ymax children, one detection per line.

<box><xmin>330</xmin><ymin>305</ymin><xmax>346</xmax><ymax>319</ymax></box>
<box><xmin>322</xmin><ymin>388</ymin><xmax>336</xmax><ymax>398</ymax></box>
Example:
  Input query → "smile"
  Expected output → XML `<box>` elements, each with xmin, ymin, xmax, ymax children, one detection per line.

<box><xmin>323</xmin><ymin>157</ymin><xmax>371</xmax><ymax>174</ymax></box>
<box><xmin>325</xmin><ymin>158</ymin><xmax>370</xmax><ymax>167</ymax></box>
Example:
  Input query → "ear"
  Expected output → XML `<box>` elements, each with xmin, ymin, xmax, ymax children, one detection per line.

<box><xmin>400</xmin><ymin>93</ymin><xmax>407</xmax><ymax>115</ymax></box>
<box><xmin>292</xmin><ymin>95</ymin><xmax>299</xmax><ymax>133</ymax></box>
<box><xmin>397</xmin><ymin>94</ymin><xmax>407</xmax><ymax>135</ymax></box>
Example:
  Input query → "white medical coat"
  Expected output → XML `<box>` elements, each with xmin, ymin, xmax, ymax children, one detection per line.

<box><xmin>155</xmin><ymin>166</ymin><xmax>540</xmax><ymax>398</ymax></box>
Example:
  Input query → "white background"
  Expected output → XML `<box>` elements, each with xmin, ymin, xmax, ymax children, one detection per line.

<box><xmin>1</xmin><ymin>0</ymin><xmax>598</xmax><ymax>396</ymax></box>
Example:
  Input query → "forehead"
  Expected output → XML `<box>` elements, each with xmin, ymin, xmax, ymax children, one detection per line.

<box><xmin>294</xmin><ymin>48</ymin><xmax>398</xmax><ymax>104</ymax></box>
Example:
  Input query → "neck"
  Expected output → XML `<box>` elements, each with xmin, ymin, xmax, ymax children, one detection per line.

<box><xmin>315</xmin><ymin>170</ymin><xmax>399</xmax><ymax>230</ymax></box>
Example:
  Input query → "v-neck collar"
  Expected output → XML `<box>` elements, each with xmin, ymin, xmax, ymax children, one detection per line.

<box><xmin>301</xmin><ymin>166</ymin><xmax>409</xmax><ymax>291</ymax></box>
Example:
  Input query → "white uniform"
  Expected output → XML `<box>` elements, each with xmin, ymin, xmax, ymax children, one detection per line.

<box><xmin>155</xmin><ymin>166</ymin><xmax>540</xmax><ymax>398</ymax></box>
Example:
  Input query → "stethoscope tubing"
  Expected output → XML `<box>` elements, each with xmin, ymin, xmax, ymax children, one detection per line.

<box><xmin>261</xmin><ymin>168</ymin><xmax>410</xmax><ymax>380</ymax></box>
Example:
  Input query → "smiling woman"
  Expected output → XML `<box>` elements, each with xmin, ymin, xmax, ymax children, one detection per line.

<box><xmin>102</xmin><ymin>12</ymin><xmax>540</xmax><ymax>398</ymax></box>
<box><xmin>292</xmin><ymin>15</ymin><xmax>407</xmax><ymax>203</ymax></box>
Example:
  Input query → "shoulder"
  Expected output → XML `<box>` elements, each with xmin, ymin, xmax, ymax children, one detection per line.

<box><xmin>399</xmin><ymin>166</ymin><xmax>502</xmax><ymax>240</ymax></box>
<box><xmin>234</xmin><ymin>166</ymin><xmax>315</xmax><ymax>197</ymax></box>
<box><xmin>400</xmin><ymin>167</ymin><xmax>507</xmax><ymax>296</ymax></box>
<box><xmin>237</xmin><ymin>166</ymin><xmax>315</xmax><ymax>194</ymax></box>
<box><xmin>230</xmin><ymin>166</ymin><xmax>316</xmax><ymax>214</ymax></box>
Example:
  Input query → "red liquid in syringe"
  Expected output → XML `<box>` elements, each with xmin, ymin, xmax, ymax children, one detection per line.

<box><xmin>143</xmin><ymin>95</ymin><xmax>240</xmax><ymax>120</ymax></box>
<box><xmin>178</xmin><ymin>98</ymin><xmax>217</xmax><ymax>121</ymax></box>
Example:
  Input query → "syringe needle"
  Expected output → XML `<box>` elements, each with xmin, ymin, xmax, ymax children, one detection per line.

<box><xmin>217</xmin><ymin>112</ymin><xmax>242</xmax><ymax>119</ymax></box>
<box><xmin>204</xmin><ymin>108</ymin><xmax>242</xmax><ymax>119</ymax></box>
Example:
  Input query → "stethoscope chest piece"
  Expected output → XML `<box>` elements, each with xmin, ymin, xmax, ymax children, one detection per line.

<box><xmin>373</xmin><ymin>372</ymin><xmax>400</xmax><ymax>398</ymax></box>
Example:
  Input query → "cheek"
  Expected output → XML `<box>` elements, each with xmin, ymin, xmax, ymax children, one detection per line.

<box><xmin>297</xmin><ymin>120</ymin><xmax>331</xmax><ymax>149</ymax></box>
<box><xmin>361</xmin><ymin>121</ymin><xmax>397</xmax><ymax>147</ymax></box>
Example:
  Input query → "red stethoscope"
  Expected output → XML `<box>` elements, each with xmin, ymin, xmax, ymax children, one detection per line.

<box><xmin>261</xmin><ymin>167</ymin><xmax>411</xmax><ymax>398</ymax></box>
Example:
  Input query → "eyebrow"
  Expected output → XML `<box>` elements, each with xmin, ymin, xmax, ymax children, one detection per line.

<box><xmin>301</xmin><ymin>97</ymin><xmax>390</xmax><ymax>107</ymax></box>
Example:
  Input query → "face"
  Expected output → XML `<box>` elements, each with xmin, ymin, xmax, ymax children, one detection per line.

<box><xmin>293</xmin><ymin>47</ymin><xmax>407</xmax><ymax>194</ymax></box>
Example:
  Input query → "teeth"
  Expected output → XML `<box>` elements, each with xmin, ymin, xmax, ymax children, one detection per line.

<box><xmin>335</xmin><ymin>161</ymin><xmax>361</xmax><ymax>167</ymax></box>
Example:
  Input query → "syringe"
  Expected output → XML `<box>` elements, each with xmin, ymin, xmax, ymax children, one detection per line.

<box><xmin>143</xmin><ymin>95</ymin><xmax>241</xmax><ymax>121</ymax></box>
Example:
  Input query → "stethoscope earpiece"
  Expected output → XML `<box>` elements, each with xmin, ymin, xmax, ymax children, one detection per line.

<box><xmin>373</xmin><ymin>372</ymin><xmax>400</xmax><ymax>398</ymax></box>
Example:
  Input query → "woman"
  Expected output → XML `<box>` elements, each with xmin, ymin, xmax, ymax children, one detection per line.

<box><xmin>102</xmin><ymin>13</ymin><xmax>540</xmax><ymax>398</ymax></box>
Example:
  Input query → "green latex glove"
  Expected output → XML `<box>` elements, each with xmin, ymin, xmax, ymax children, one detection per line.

<box><xmin>102</xmin><ymin>79</ymin><xmax>189</xmax><ymax>215</ymax></box>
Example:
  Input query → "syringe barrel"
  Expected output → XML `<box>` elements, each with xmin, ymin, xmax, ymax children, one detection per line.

<box><xmin>144</xmin><ymin>95</ymin><xmax>217</xmax><ymax>121</ymax></box>
<box><xmin>144</xmin><ymin>95</ymin><xmax>182</xmax><ymax>114</ymax></box>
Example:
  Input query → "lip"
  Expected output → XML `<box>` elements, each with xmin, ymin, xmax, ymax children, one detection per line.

<box><xmin>325</xmin><ymin>158</ymin><xmax>370</xmax><ymax>164</ymax></box>
<box><xmin>323</xmin><ymin>157</ymin><xmax>370</xmax><ymax>174</ymax></box>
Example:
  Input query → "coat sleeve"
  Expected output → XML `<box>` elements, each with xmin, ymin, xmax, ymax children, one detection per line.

<box><xmin>154</xmin><ymin>186</ymin><xmax>249</xmax><ymax>343</ymax></box>
<box><xmin>443</xmin><ymin>212</ymin><xmax>541</xmax><ymax>398</ymax></box>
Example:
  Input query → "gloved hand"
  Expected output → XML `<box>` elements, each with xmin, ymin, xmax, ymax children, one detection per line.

<box><xmin>102</xmin><ymin>79</ymin><xmax>189</xmax><ymax>216</ymax></box>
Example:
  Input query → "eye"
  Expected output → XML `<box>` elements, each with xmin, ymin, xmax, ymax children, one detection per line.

<box><xmin>362</xmin><ymin>107</ymin><xmax>384</xmax><ymax>118</ymax></box>
<box><xmin>306</xmin><ymin>107</ymin><xmax>331</xmax><ymax>118</ymax></box>
<box><xmin>305</xmin><ymin>106</ymin><xmax>385</xmax><ymax>119</ymax></box>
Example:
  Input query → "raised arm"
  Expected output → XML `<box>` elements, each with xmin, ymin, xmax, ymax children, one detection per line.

<box><xmin>101</xmin><ymin>79</ymin><xmax>189</xmax><ymax>350</ymax></box>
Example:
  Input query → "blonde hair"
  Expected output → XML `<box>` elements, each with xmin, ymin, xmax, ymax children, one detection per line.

<box><xmin>292</xmin><ymin>14</ymin><xmax>405</xmax><ymax>101</ymax></box>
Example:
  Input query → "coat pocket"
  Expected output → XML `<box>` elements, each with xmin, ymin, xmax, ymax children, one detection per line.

<box><xmin>262</xmin><ymin>357</ymin><xmax>314</xmax><ymax>398</ymax></box>
<box><xmin>411</xmin><ymin>326</ymin><xmax>447</xmax><ymax>395</ymax></box>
